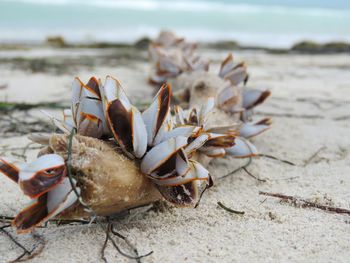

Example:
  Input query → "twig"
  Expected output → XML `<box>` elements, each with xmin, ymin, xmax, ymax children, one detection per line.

<box><xmin>0</xmin><ymin>224</ymin><xmax>31</xmax><ymax>255</ymax></box>
<box><xmin>217</xmin><ymin>202</ymin><xmax>245</xmax><ymax>215</ymax></box>
<box><xmin>303</xmin><ymin>146</ymin><xmax>326</xmax><ymax>166</ymax></box>
<box><xmin>110</xmin><ymin>223</ymin><xmax>142</xmax><ymax>261</ymax></box>
<box><xmin>11</xmin><ymin>152</ymin><xmax>27</xmax><ymax>161</ymax></box>
<box><xmin>218</xmin><ymin>157</ymin><xmax>252</xmax><ymax>180</ymax></box>
<box><xmin>20</xmin><ymin>143</ymin><xmax>36</xmax><ymax>162</ymax></box>
<box><xmin>194</xmin><ymin>177</ymin><xmax>213</xmax><ymax>208</ymax></box>
<box><xmin>242</xmin><ymin>167</ymin><xmax>267</xmax><ymax>182</ymax></box>
<box><xmin>0</xmin><ymin>224</ymin><xmax>44</xmax><ymax>262</ymax></box>
<box><xmin>258</xmin><ymin>154</ymin><xmax>295</xmax><ymax>166</ymax></box>
<box><xmin>218</xmin><ymin>158</ymin><xmax>266</xmax><ymax>183</ymax></box>
<box><xmin>102</xmin><ymin>222</ymin><xmax>152</xmax><ymax>262</ymax></box>
<box><xmin>11</xmin><ymin>233</ymin><xmax>46</xmax><ymax>263</ymax></box>
<box><xmin>259</xmin><ymin>191</ymin><xmax>350</xmax><ymax>216</ymax></box>
<box><xmin>101</xmin><ymin>228</ymin><xmax>109</xmax><ymax>263</ymax></box>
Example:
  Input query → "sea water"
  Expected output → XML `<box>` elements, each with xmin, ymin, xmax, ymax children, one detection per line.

<box><xmin>0</xmin><ymin>0</ymin><xmax>350</xmax><ymax>48</ymax></box>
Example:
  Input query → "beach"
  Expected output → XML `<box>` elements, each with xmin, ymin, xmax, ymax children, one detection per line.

<box><xmin>0</xmin><ymin>45</ymin><xmax>349</xmax><ymax>262</ymax></box>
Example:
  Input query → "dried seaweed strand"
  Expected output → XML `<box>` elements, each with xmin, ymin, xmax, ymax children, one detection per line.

<box><xmin>0</xmin><ymin>215</ymin><xmax>90</xmax><ymax>226</ymax></box>
<box><xmin>218</xmin><ymin>157</ymin><xmax>252</xmax><ymax>180</ymax></box>
<box><xmin>258</xmin><ymin>154</ymin><xmax>295</xmax><ymax>166</ymax></box>
<box><xmin>194</xmin><ymin>177</ymin><xmax>213</xmax><ymax>208</ymax></box>
<box><xmin>66</xmin><ymin>129</ymin><xmax>152</xmax><ymax>262</ymax></box>
<box><xmin>218</xmin><ymin>158</ymin><xmax>265</xmax><ymax>182</ymax></box>
<box><xmin>242</xmin><ymin>167</ymin><xmax>267</xmax><ymax>182</ymax></box>
<box><xmin>259</xmin><ymin>191</ymin><xmax>350</xmax><ymax>216</ymax></box>
<box><xmin>101</xmin><ymin>226</ymin><xmax>109</xmax><ymax>263</ymax></box>
<box><xmin>0</xmin><ymin>224</ymin><xmax>30</xmax><ymax>253</ymax></box>
<box><xmin>0</xmin><ymin>223</ymin><xmax>46</xmax><ymax>263</ymax></box>
<box><xmin>0</xmin><ymin>101</ymin><xmax>66</xmax><ymax>112</ymax></box>
<box><xmin>110</xmin><ymin>223</ymin><xmax>146</xmax><ymax>263</ymax></box>
<box><xmin>0</xmin><ymin>215</ymin><xmax>15</xmax><ymax>221</ymax></box>
<box><xmin>0</xmin><ymin>111</ymin><xmax>53</xmax><ymax>138</ymax></box>
<box><xmin>11</xmin><ymin>233</ymin><xmax>46</xmax><ymax>263</ymax></box>
<box><xmin>334</xmin><ymin>115</ymin><xmax>350</xmax><ymax>121</ymax></box>
<box><xmin>199</xmin><ymin>152</ymin><xmax>293</xmax><ymax>183</ymax></box>
<box><xmin>217</xmin><ymin>202</ymin><xmax>245</xmax><ymax>215</ymax></box>
<box><xmin>303</xmin><ymin>146</ymin><xmax>326</xmax><ymax>166</ymax></box>
<box><xmin>256</xmin><ymin>111</ymin><xmax>324</xmax><ymax>119</ymax></box>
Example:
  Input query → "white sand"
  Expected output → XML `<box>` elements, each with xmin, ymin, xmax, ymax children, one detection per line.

<box><xmin>0</xmin><ymin>50</ymin><xmax>349</xmax><ymax>262</ymax></box>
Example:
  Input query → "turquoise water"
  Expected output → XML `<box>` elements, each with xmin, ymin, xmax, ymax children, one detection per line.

<box><xmin>0</xmin><ymin>0</ymin><xmax>350</xmax><ymax>47</ymax></box>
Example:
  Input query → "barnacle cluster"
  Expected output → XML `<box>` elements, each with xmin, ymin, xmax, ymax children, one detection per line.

<box><xmin>149</xmin><ymin>31</ymin><xmax>271</xmax><ymax>157</ymax></box>
<box><xmin>0</xmin><ymin>31</ymin><xmax>271</xmax><ymax>233</ymax></box>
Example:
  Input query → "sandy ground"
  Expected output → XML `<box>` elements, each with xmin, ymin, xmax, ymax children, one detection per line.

<box><xmin>0</xmin><ymin>48</ymin><xmax>349</xmax><ymax>262</ymax></box>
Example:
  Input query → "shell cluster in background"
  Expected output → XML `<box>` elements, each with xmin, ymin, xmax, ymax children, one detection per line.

<box><xmin>0</xmin><ymin>31</ymin><xmax>271</xmax><ymax>233</ymax></box>
<box><xmin>149</xmin><ymin>31</ymin><xmax>271</xmax><ymax>157</ymax></box>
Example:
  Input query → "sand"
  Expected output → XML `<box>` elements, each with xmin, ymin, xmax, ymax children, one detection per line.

<box><xmin>0</xmin><ymin>48</ymin><xmax>349</xmax><ymax>262</ymax></box>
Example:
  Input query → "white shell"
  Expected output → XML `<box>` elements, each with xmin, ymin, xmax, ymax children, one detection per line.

<box><xmin>154</xmin><ymin>160</ymin><xmax>209</xmax><ymax>186</ymax></box>
<box><xmin>175</xmin><ymin>151</ymin><xmax>190</xmax><ymax>177</ymax></box>
<box><xmin>47</xmin><ymin>178</ymin><xmax>80</xmax><ymax>218</ymax></box>
<box><xmin>219</xmin><ymin>54</ymin><xmax>234</xmax><ymax>78</ymax></box>
<box><xmin>200</xmin><ymin>147</ymin><xmax>226</xmax><ymax>157</ymax></box>
<box><xmin>77</xmin><ymin>97</ymin><xmax>105</xmax><ymax>124</ymax></box>
<box><xmin>72</xmin><ymin>77</ymin><xmax>102</xmax><ymax>124</ymax></box>
<box><xmin>103</xmin><ymin>76</ymin><xmax>148</xmax><ymax>157</ymax></box>
<box><xmin>242</xmin><ymin>89</ymin><xmax>270</xmax><ymax>109</ymax></box>
<box><xmin>184</xmin><ymin>133</ymin><xmax>210</xmax><ymax>155</ymax></box>
<box><xmin>103</xmin><ymin>76</ymin><xmax>131</xmax><ymax>110</ymax></box>
<box><xmin>19</xmin><ymin>154</ymin><xmax>65</xmax><ymax>181</ymax></box>
<box><xmin>225</xmin><ymin>65</ymin><xmax>247</xmax><ymax>86</ymax></box>
<box><xmin>131</xmin><ymin>106</ymin><xmax>148</xmax><ymax>158</ymax></box>
<box><xmin>217</xmin><ymin>85</ymin><xmax>239</xmax><ymax>110</ymax></box>
<box><xmin>240</xmin><ymin>122</ymin><xmax>270</xmax><ymax>138</ymax></box>
<box><xmin>225</xmin><ymin>137</ymin><xmax>258</xmax><ymax>157</ymax></box>
<box><xmin>141</xmin><ymin>136</ymin><xmax>188</xmax><ymax>174</ymax></box>
<box><xmin>159</xmin><ymin>125</ymin><xmax>200</xmax><ymax>143</ymax></box>
<box><xmin>198</xmin><ymin>97</ymin><xmax>215</xmax><ymax>127</ymax></box>
<box><xmin>142</xmin><ymin>85</ymin><xmax>170</xmax><ymax>146</ymax></box>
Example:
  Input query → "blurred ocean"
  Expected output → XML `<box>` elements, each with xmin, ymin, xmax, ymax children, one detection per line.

<box><xmin>0</xmin><ymin>0</ymin><xmax>350</xmax><ymax>48</ymax></box>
